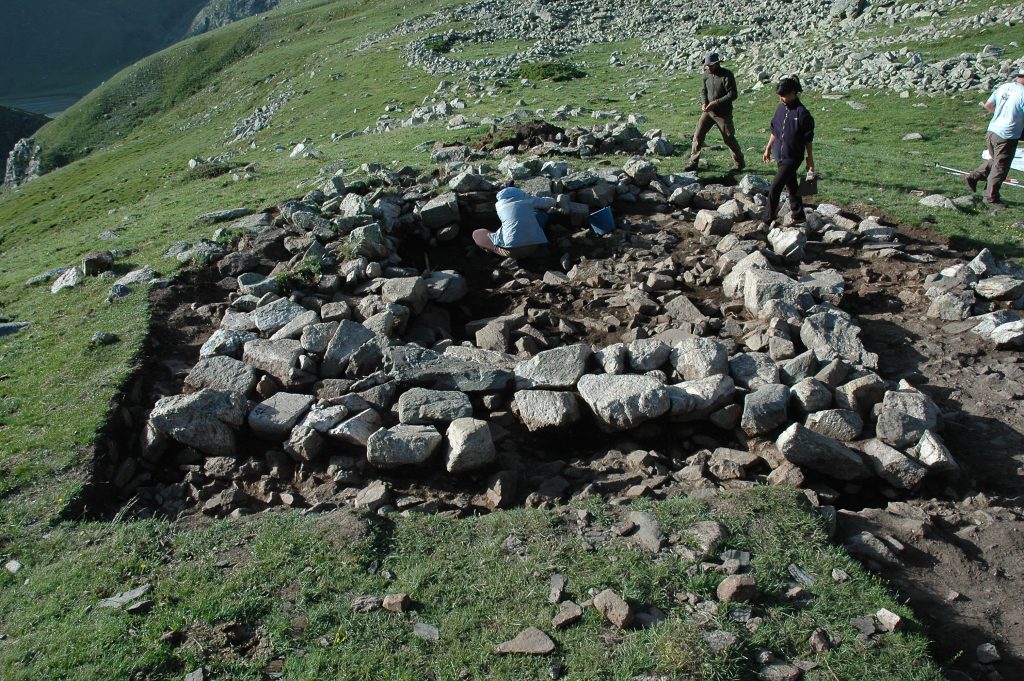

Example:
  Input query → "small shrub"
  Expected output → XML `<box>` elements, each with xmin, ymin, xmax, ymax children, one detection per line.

<box><xmin>274</xmin><ymin>260</ymin><xmax>323</xmax><ymax>294</ymax></box>
<box><xmin>517</xmin><ymin>61</ymin><xmax>586</xmax><ymax>82</ymax></box>
<box><xmin>187</xmin><ymin>162</ymin><xmax>231</xmax><ymax>180</ymax></box>
<box><xmin>423</xmin><ymin>36</ymin><xmax>455</xmax><ymax>53</ymax></box>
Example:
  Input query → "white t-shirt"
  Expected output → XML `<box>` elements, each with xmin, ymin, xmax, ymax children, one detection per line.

<box><xmin>986</xmin><ymin>81</ymin><xmax>1024</xmax><ymax>140</ymax></box>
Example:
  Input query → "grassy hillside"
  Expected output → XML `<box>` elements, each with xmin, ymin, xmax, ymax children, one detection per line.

<box><xmin>0</xmin><ymin>0</ymin><xmax>1019</xmax><ymax>676</ymax></box>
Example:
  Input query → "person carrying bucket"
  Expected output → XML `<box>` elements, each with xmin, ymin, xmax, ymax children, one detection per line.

<box><xmin>472</xmin><ymin>186</ymin><xmax>559</xmax><ymax>259</ymax></box>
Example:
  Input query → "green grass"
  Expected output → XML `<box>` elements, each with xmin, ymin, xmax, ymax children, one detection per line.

<box><xmin>0</xmin><ymin>489</ymin><xmax>943</xmax><ymax>679</ymax></box>
<box><xmin>518</xmin><ymin>61</ymin><xmax>587</xmax><ymax>83</ymax></box>
<box><xmin>0</xmin><ymin>0</ymin><xmax>1020</xmax><ymax>676</ymax></box>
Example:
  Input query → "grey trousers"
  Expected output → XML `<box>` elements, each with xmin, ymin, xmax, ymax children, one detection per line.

<box><xmin>690</xmin><ymin>110</ymin><xmax>744</xmax><ymax>165</ymax></box>
<box><xmin>970</xmin><ymin>132</ymin><xmax>1019</xmax><ymax>202</ymax></box>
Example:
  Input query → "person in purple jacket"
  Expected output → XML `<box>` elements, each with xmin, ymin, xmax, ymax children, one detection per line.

<box><xmin>761</xmin><ymin>77</ymin><xmax>816</xmax><ymax>225</ymax></box>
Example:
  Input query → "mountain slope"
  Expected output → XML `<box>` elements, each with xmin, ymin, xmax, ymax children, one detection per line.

<box><xmin>0</xmin><ymin>0</ymin><xmax>292</xmax><ymax>115</ymax></box>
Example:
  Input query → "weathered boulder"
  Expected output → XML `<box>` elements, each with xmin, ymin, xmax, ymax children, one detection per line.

<box><xmin>804</xmin><ymin>409</ymin><xmax>863</xmax><ymax>441</ymax></box>
<box><xmin>910</xmin><ymin>430</ymin><xmax>960</xmax><ymax>477</ymax></box>
<box><xmin>667</xmin><ymin>374</ymin><xmax>736</xmax><ymax>420</ymax></box>
<box><xmin>627</xmin><ymin>339</ymin><xmax>671</xmax><ymax>372</ymax></box>
<box><xmin>695</xmin><ymin>209</ymin><xmax>732</xmax><ymax>236</ymax></box>
<box><xmin>776</xmin><ymin>423</ymin><xmax>871</xmax><ymax>480</ymax></box>
<box><xmin>420</xmin><ymin>192</ymin><xmax>460</xmax><ymax>228</ymax></box>
<box><xmin>184</xmin><ymin>356</ymin><xmax>258</xmax><ymax>395</ymax></box>
<box><xmin>672</xmin><ymin>336</ymin><xmax>728</xmax><ymax>381</ymax></box>
<box><xmin>328</xmin><ymin>408</ymin><xmax>383</xmax><ymax>446</ymax></box>
<box><xmin>149</xmin><ymin>389</ymin><xmax>247</xmax><ymax>456</ymax></box>
<box><xmin>321</xmin><ymin>320</ymin><xmax>375</xmax><ymax>378</ymax></box>
<box><xmin>514</xmin><ymin>390</ymin><xmax>581</xmax><ymax>431</ymax></box>
<box><xmin>861</xmin><ymin>439</ymin><xmax>928</xmax><ymax>490</ymax></box>
<box><xmin>397</xmin><ymin>387</ymin><xmax>473</xmax><ymax>425</ymax></box>
<box><xmin>741</xmin><ymin>384</ymin><xmax>790</xmax><ymax>436</ymax></box>
<box><xmin>445</xmin><ymin>418</ymin><xmax>496</xmax><ymax>473</ymax></box>
<box><xmin>251</xmin><ymin>298</ymin><xmax>308</xmax><ymax>335</ymax></box>
<box><xmin>366</xmin><ymin>425</ymin><xmax>442</xmax><ymax>467</ymax></box>
<box><xmin>576</xmin><ymin>374</ymin><xmax>670</xmax><ymax>431</ymax></box>
<box><xmin>744</xmin><ymin>270</ymin><xmax>812</xmax><ymax>319</ymax></box>
<box><xmin>800</xmin><ymin>310</ymin><xmax>878</xmax><ymax>369</ymax></box>
<box><xmin>729</xmin><ymin>352</ymin><xmax>779</xmax><ymax>390</ymax></box>
<box><xmin>382</xmin><ymin>277</ymin><xmax>428</xmax><ymax>314</ymax></box>
<box><xmin>200</xmin><ymin>329</ymin><xmax>258</xmax><ymax>359</ymax></box>
<box><xmin>243</xmin><ymin>339</ymin><xmax>303</xmax><ymax>385</ymax></box>
<box><xmin>874</xmin><ymin>389</ymin><xmax>940</xmax><ymax>449</ymax></box>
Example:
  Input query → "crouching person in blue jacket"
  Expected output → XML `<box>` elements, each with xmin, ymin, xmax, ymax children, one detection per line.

<box><xmin>472</xmin><ymin>186</ymin><xmax>556</xmax><ymax>259</ymax></box>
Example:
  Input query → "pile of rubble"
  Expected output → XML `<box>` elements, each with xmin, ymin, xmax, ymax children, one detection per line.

<box><xmin>922</xmin><ymin>250</ymin><xmax>1024</xmax><ymax>349</ymax></box>
<box><xmin>54</xmin><ymin>129</ymin><xmax>1013</xmax><ymax>519</ymax></box>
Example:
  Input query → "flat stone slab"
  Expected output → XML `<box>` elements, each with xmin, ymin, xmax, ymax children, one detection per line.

<box><xmin>514</xmin><ymin>344</ymin><xmax>591</xmax><ymax>389</ymax></box>
<box><xmin>184</xmin><ymin>356</ymin><xmax>258</xmax><ymax>395</ymax></box>
<box><xmin>397</xmin><ymin>387</ymin><xmax>473</xmax><ymax>425</ymax></box>
<box><xmin>366</xmin><ymin>424</ymin><xmax>442</xmax><ymax>468</ymax></box>
<box><xmin>249</xmin><ymin>392</ymin><xmax>314</xmax><ymax>438</ymax></box>
<box><xmin>386</xmin><ymin>346</ymin><xmax>513</xmax><ymax>392</ymax></box>
<box><xmin>494</xmin><ymin>627</ymin><xmax>555</xmax><ymax>655</ymax></box>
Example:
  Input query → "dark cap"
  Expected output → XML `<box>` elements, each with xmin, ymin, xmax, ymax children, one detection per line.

<box><xmin>704</xmin><ymin>52</ymin><xmax>721</xmax><ymax>66</ymax></box>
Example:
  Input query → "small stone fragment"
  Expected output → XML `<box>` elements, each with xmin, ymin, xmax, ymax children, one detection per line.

<box><xmin>382</xmin><ymin>593</ymin><xmax>412</xmax><ymax>613</ymax></box>
<box><xmin>593</xmin><ymin>589</ymin><xmax>633</xmax><ymax>628</ymax></box>
<box><xmin>552</xmin><ymin>601</ymin><xmax>584</xmax><ymax>630</ymax></box>
<box><xmin>494</xmin><ymin>626</ymin><xmax>556</xmax><ymax>655</ymax></box>
<box><xmin>717</xmin><ymin>575</ymin><xmax>758</xmax><ymax>603</ymax></box>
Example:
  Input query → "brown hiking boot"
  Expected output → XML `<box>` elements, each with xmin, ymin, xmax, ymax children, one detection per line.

<box><xmin>730</xmin><ymin>160</ymin><xmax>745</xmax><ymax>172</ymax></box>
<box><xmin>963</xmin><ymin>175</ymin><xmax>977</xmax><ymax>192</ymax></box>
<box><xmin>684</xmin><ymin>160</ymin><xmax>699</xmax><ymax>172</ymax></box>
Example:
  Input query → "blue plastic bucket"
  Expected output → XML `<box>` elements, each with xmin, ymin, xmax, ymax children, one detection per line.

<box><xmin>589</xmin><ymin>206</ymin><xmax>615</xmax><ymax>234</ymax></box>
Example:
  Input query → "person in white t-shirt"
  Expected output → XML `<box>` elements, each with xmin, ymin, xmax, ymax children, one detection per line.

<box><xmin>965</xmin><ymin>69</ymin><xmax>1024</xmax><ymax>208</ymax></box>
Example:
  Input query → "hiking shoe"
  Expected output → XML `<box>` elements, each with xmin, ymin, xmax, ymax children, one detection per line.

<box><xmin>730</xmin><ymin>161</ymin><xmax>745</xmax><ymax>172</ymax></box>
<box><xmin>790</xmin><ymin>211</ymin><xmax>806</xmax><ymax>224</ymax></box>
<box><xmin>963</xmin><ymin>175</ymin><xmax>978</xmax><ymax>192</ymax></box>
<box><xmin>684</xmin><ymin>161</ymin><xmax>699</xmax><ymax>172</ymax></box>
<box><xmin>984</xmin><ymin>199</ymin><xmax>1007</xmax><ymax>211</ymax></box>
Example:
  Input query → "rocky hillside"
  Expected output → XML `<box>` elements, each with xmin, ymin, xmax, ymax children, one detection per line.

<box><xmin>0</xmin><ymin>105</ymin><xmax>48</xmax><ymax>178</ymax></box>
<box><xmin>187</xmin><ymin>0</ymin><xmax>281</xmax><ymax>36</ymax></box>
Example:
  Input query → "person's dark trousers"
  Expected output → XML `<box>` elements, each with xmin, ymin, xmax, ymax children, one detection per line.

<box><xmin>689</xmin><ymin>110</ymin><xmax>745</xmax><ymax>166</ymax></box>
<box><xmin>969</xmin><ymin>132</ymin><xmax>1019</xmax><ymax>203</ymax></box>
<box><xmin>765</xmin><ymin>162</ymin><xmax>803</xmax><ymax>223</ymax></box>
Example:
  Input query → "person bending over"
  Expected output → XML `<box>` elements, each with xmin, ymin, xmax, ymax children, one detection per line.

<box><xmin>472</xmin><ymin>186</ymin><xmax>556</xmax><ymax>259</ymax></box>
<box><xmin>762</xmin><ymin>77</ymin><xmax>816</xmax><ymax>225</ymax></box>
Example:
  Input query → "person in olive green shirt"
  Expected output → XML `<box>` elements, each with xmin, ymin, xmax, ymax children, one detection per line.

<box><xmin>685</xmin><ymin>52</ymin><xmax>745</xmax><ymax>173</ymax></box>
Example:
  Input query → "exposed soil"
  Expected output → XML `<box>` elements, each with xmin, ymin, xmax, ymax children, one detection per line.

<box><xmin>472</xmin><ymin>120</ymin><xmax>567</xmax><ymax>152</ymax></box>
<box><xmin>85</xmin><ymin>198</ymin><xmax>1024</xmax><ymax>679</ymax></box>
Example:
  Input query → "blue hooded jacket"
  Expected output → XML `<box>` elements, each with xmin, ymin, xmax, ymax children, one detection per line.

<box><xmin>490</xmin><ymin>187</ymin><xmax>554</xmax><ymax>248</ymax></box>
